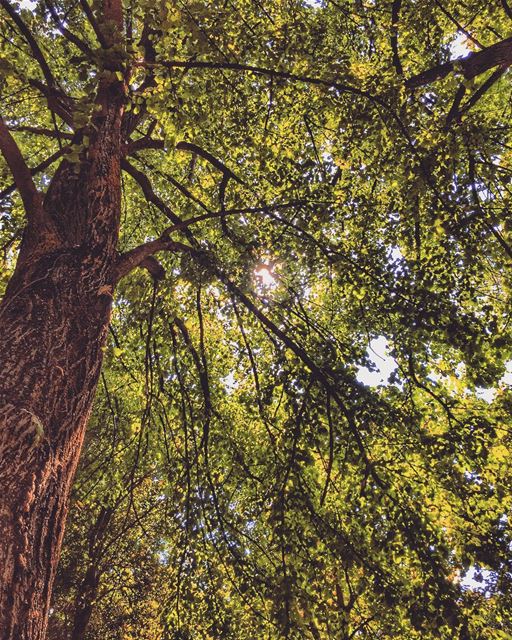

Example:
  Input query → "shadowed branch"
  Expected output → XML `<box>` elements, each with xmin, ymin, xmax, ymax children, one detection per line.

<box><xmin>407</xmin><ymin>36</ymin><xmax>512</xmax><ymax>88</ymax></box>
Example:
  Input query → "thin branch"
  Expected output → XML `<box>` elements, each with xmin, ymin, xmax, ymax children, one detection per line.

<box><xmin>303</xmin><ymin>116</ymin><xmax>326</xmax><ymax>180</ymax></box>
<box><xmin>114</xmin><ymin>199</ymin><xmax>306</xmax><ymax>280</ymax></box>
<box><xmin>483</xmin><ymin>219</ymin><xmax>512</xmax><ymax>261</ymax></box>
<box><xmin>433</xmin><ymin>0</ymin><xmax>484</xmax><ymax>49</ymax></box>
<box><xmin>78</xmin><ymin>0</ymin><xmax>108</xmax><ymax>48</ymax></box>
<box><xmin>197</xmin><ymin>201</ymin><xmax>308</xmax><ymax>222</ymax></box>
<box><xmin>176</xmin><ymin>141</ymin><xmax>245</xmax><ymax>184</ymax></box>
<box><xmin>129</xmin><ymin>154</ymin><xmax>211</xmax><ymax>212</ymax></box>
<box><xmin>146</xmin><ymin>59</ymin><xmax>377</xmax><ymax>102</ymax></box>
<box><xmin>320</xmin><ymin>393</ymin><xmax>334</xmax><ymax>506</ymax></box>
<box><xmin>0</xmin><ymin>144</ymin><xmax>70</xmax><ymax>202</ymax></box>
<box><xmin>121</xmin><ymin>159</ymin><xmax>184</xmax><ymax>226</ymax></box>
<box><xmin>8</xmin><ymin>125</ymin><xmax>73</xmax><ymax>140</ymax></box>
<box><xmin>444</xmin><ymin>84</ymin><xmax>466</xmax><ymax>127</ymax></box>
<box><xmin>28</xmin><ymin>79</ymin><xmax>74</xmax><ymax>126</ymax></box>
<box><xmin>175</xmin><ymin>308</ymin><xmax>212</xmax><ymax>456</ymax></box>
<box><xmin>0</xmin><ymin>0</ymin><xmax>57</xmax><ymax>88</ymax></box>
<box><xmin>468</xmin><ymin>153</ymin><xmax>512</xmax><ymax>261</ymax></box>
<box><xmin>501</xmin><ymin>0</ymin><xmax>512</xmax><ymax>21</ymax></box>
<box><xmin>457</xmin><ymin>65</ymin><xmax>508</xmax><ymax>117</ymax></box>
<box><xmin>44</xmin><ymin>0</ymin><xmax>92</xmax><ymax>56</ymax></box>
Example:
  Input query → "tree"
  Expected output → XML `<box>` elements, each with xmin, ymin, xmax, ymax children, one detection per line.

<box><xmin>1</xmin><ymin>0</ymin><xmax>512</xmax><ymax>638</ymax></box>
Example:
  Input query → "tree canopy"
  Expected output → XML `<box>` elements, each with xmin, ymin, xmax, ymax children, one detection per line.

<box><xmin>1</xmin><ymin>0</ymin><xmax>512</xmax><ymax>638</ymax></box>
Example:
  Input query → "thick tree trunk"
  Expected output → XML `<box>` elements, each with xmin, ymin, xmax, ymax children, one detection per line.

<box><xmin>0</xmin><ymin>71</ymin><xmax>124</xmax><ymax>636</ymax></box>
<box><xmin>0</xmin><ymin>250</ymin><xmax>112</xmax><ymax>638</ymax></box>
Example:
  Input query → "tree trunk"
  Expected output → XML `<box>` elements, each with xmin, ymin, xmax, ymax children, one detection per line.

<box><xmin>70</xmin><ymin>506</ymin><xmax>113</xmax><ymax>640</ymax></box>
<box><xmin>0</xmin><ymin>250</ymin><xmax>112</xmax><ymax>638</ymax></box>
<box><xmin>70</xmin><ymin>564</ymin><xmax>100</xmax><ymax>640</ymax></box>
<box><xmin>0</xmin><ymin>74</ymin><xmax>123</xmax><ymax>638</ymax></box>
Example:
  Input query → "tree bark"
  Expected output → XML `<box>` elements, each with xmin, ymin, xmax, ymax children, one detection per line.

<box><xmin>0</xmin><ymin>73</ymin><xmax>124</xmax><ymax>638</ymax></box>
<box><xmin>0</xmin><ymin>254</ymin><xmax>111</xmax><ymax>639</ymax></box>
<box><xmin>407</xmin><ymin>36</ymin><xmax>512</xmax><ymax>88</ymax></box>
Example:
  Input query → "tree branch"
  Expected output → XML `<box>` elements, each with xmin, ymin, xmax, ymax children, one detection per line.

<box><xmin>0</xmin><ymin>0</ymin><xmax>57</xmax><ymax>89</ymax></box>
<box><xmin>147</xmin><ymin>59</ymin><xmax>376</xmax><ymax>102</ymax></box>
<box><xmin>114</xmin><ymin>236</ymin><xmax>192</xmax><ymax>282</ymax></box>
<box><xmin>8</xmin><ymin>126</ymin><xmax>73</xmax><ymax>140</ymax></box>
<box><xmin>444</xmin><ymin>65</ymin><xmax>508</xmax><ymax>127</ymax></box>
<box><xmin>458</xmin><ymin>65</ymin><xmax>508</xmax><ymax>117</ymax></box>
<box><xmin>501</xmin><ymin>0</ymin><xmax>512</xmax><ymax>20</ymax></box>
<box><xmin>121</xmin><ymin>159</ymin><xmax>184</xmax><ymax>226</ymax></box>
<box><xmin>176</xmin><ymin>141</ymin><xmax>245</xmax><ymax>184</ymax></box>
<box><xmin>406</xmin><ymin>60</ymin><xmax>455</xmax><ymax>89</ymax></box>
<box><xmin>444</xmin><ymin>84</ymin><xmax>466</xmax><ymax>127</ymax></box>
<box><xmin>78</xmin><ymin>0</ymin><xmax>108</xmax><ymax>48</ymax></box>
<box><xmin>44</xmin><ymin>0</ymin><xmax>93</xmax><ymax>56</ymax></box>
<box><xmin>0</xmin><ymin>115</ymin><xmax>43</xmax><ymax>219</ymax></box>
<box><xmin>128</xmin><ymin>154</ymin><xmax>211</xmax><ymax>212</ymax></box>
<box><xmin>433</xmin><ymin>0</ymin><xmax>484</xmax><ymax>49</ymax></box>
<box><xmin>407</xmin><ymin>36</ymin><xmax>512</xmax><ymax>88</ymax></box>
<box><xmin>468</xmin><ymin>153</ymin><xmax>512</xmax><ymax>261</ymax></box>
<box><xmin>126</xmin><ymin>137</ymin><xmax>165</xmax><ymax>155</ymax></box>
<box><xmin>390</xmin><ymin>0</ymin><xmax>403</xmax><ymax>75</ymax></box>
<box><xmin>0</xmin><ymin>145</ymin><xmax>70</xmax><ymax>203</ymax></box>
<box><xmin>28</xmin><ymin>79</ymin><xmax>74</xmax><ymax>126</ymax></box>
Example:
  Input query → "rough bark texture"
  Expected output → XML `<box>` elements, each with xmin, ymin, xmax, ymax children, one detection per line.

<box><xmin>0</xmin><ymin>255</ymin><xmax>111</xmax><ymax>639</ymax></box>
<box><xmin>0</xmin><ymin>70</ymin><xmax>124</xmax><ymax>639</ymax></box>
